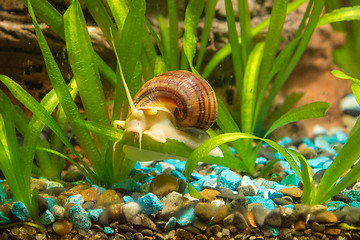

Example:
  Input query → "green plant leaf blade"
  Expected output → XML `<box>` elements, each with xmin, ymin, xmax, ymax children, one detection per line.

<box><xmin>264</xmin><ymin>101</ymin><xmax>331</xmax><ymax>137</ymax></box>
<box><xmin>318</xmin><ymin>6</ymin><xmax>360</xmax><ymax>27</ymax></box>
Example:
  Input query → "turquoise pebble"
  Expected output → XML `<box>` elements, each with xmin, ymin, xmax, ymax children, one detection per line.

<box><xmin>66</xmin><ymin>194</ymin><xmax>84</xmax><ymax>206</ymax></box>
<box><xmin>0</xmin><ymin>211</ymin><xmax>11</xmax><ymax>225</ymax></box>
<box><xmin>39</xmin><ymin>210</ymin><xmax>55</xmax><ymax>225</ymax></box>
<box><xmin>164</xmin><ymin>159</ymin><xmax>186</xmax><ymax>172</ymax></box>
<box><xmin>246</xmin><ymin>196</ymin><xmax>276</xmax><ymax>211</ymax></box>
<box><xmin>281</xmin><ymin>174</ymin><xmax>300</xmax><ymax>187</ymax></box>
<box><xmin>69</xmin><ymin>205</ymin><xmax>91</xmax><ymax>232</ymax></box>
<box><xmin>123</xmin><ymin>196</ymin><xmax>134</xmax><ymax>203</ymax></box>
<box><xmin>88</xmin><ymin>208</ymin><xmax>103</xmax><ymax>221</ymax></box>
<box><xmin>104</xmin><ymin>227</ymin><xmax>114</xmax><ymax>235</ymax></box>
<box><xmin>177</xmin><ymin>208</ymin><xmax>195</xmax><ymax>226</ymax></box>
<box><xmin>218</xmin><ymin>169</ymin><xmax>241</xmax><ymax>191</ymax></box>
<box><xmin>165</xmin><ymin>217</ymin><xmax>177</xmax><ymax>232</ymax></box>
<box><xmin>11</xmin><ymin>201</ymin><xmax>29</xmax><ymax>221</ymax></box>
<box><xmin>171</xmin><ymin>169</ymin><xmax>187</xmax><ymax>182</ymax></box>
<box><xmin>348</xmin><ymin>201</ymin><xmax>360</xmax><ymax>208</ymax></box>
<box><xmin>325</xmin><ymin>201</ymin><xmax>346</xmax><ymax>211</ymax></box>
<box><xmin>137</xmin><ymin>193</ymin><xmax>163</xmax><ymax>215</ymax></box>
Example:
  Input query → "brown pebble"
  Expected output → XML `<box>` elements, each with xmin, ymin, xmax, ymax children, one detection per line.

<box><xmin>52</xmin><ymin>220</ymin><xmax>73</xmax><ymax>236</ymax></box>
<box><xmin>212</xmin><ymin>204</ymin><xmax>229</xmax><ymax>224</ymax></box>
<box><xmin>97</xmin><ymin>189</ymin><xmax>122</xmax><ymax>206</ymax></box>
<box><xmin>315</xmin><ymin>211</ymin><xmax>338</xmax><ymax>223</ymax></box>
<box><xmin>297</xmin><ymin>143</ymin><xmax>317</xmax><ymax>159</ymax></box>
<box><xmin>175</xmin><ymin>229</ymin><xmax>194</xmax><ymax>240</ymax></box>
<box><xmin>246</xmin><ymin>211</ymin><xmax>257</xmax><ymax>228</ymax></box>
<box><xmin>278</xmin><ymin>187</ymin><xmax>302</xmax><ymax>199</ymax></box>
<box><xmin>194</xmin><ymin>202</ymin><xmax>215</xmax><ymax>221</ymax></box>
<box><xmin>324</xmin><ymin>227</ymin><xmax>341</xmax><ymax>235</ymax></box>
<box><xmin>81</xmin><ymin>187</ymin><xmax>100</xmax><ymax>202</ymax></box>
<box><xmin>109</xmin><ymin>203</ymin><xmax>124</xmax><ymax>221</ymax></box>
<box><xmin>200</xmin><ymin>189</ymin><xmax>221</xmax><ymax>202</ymax></box>
<box><xmin>149</xmin><ymin>174</ymin><xmax>178</xmax><ymax>198</ymax></box>
<box><xmin>295</xmin><ymin>220</ymin><xmax>306</xmax><ymax>231</ymax></box>
<box><xmin>194</xmin><ymin>234</ymin><xmax>207</xmax><ymax>240</ymax></box>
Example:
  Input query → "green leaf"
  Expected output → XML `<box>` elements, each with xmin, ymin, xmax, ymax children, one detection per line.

<box><xmin>84</xmin><ymin>120</ymin><xmax>124</xmax><ymax>142</ymax></box>
<box><xmin>183</xmin><ymin>0</ymin><xmax>204</xmax><ymax>72</ymax></box>
<box><xmin>331</xmin><ymin>69</ymin><xmax>360</xmax><ymax>84</ymax></box>
<box><xmin>167</xmin><ymin>0</ymin><xmax>179</xmax><ymax>70</ymax></box>
<box><xmin>318</xmin><ymin>6</ymin><xmax>360</xmax><ymax>27</ymax></box>
<box><xmin>264</xmin><ymin>101</ymin><xmax>331</xmax><ymax>137</ymax></box>
<box><xmin>185</xmin><ymin>132</ymin><xmax>302</xmax><ymax>183</ymax></box>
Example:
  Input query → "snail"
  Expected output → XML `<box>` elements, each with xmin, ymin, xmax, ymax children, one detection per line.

<box><xmin>114</xmin><ymin>70</ymin><xmax>222</xmax><ymax>158</ymax></box>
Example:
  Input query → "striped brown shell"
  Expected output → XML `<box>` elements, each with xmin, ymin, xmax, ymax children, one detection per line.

<box><xmin>133</xmin><ymin>70</ymin><xmax>217</xmax><ymax>130</ymax></box>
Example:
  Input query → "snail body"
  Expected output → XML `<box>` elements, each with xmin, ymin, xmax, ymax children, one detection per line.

<box><xmin>115</xmin><ymin>70</ymin><xmax>222</xmax><ymax>158</ymax></box>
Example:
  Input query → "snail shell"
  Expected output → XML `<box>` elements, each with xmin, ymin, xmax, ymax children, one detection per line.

<box><xmin>133</xmin><ymin>70</ymin><xmax>217</xmax><ymax>130</ymax></box>
<box><xmin>118</xmin><ymin>70</ymin><xmax>222</xmax><ymax>158</ymax></box>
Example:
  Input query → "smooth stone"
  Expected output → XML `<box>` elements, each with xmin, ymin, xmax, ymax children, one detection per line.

<box><xmin>37</xmin><ymin>195</ymin><xmax>49</xmax><ymax>215</ymax></box>
<box><xmin>123</xmin><ymin>202</ymin><xmax>141</xmax><ymax>221</ymax></box>
<box><xmin>132</xmin><ymin>214</ymin><xmax>157</xmax><ymax>231</ymax></box>
<box><xmin>62</xmin><ymin>168</ymin><xmax>85</xmax><ymax>182</ymax></box>
<box><xmin>233</xmin><ymin>212</ymin><xmax>248</xmax><ymax>230</ymax></box>
<box><xmin>141</xmin><ymin>228</ymin><xmax>154</xmax><ymax>236</ymax></box>
<box><xmin>294</xmin><ymin>220</ymin><xmax>306</xmax><ymax>231</ymax></box>
<box><xmin>164</xmin><ymin>216</ymin><xmax>177</xmax><ymax>232</ymax></box>
<box><xmin>315</xmin><ymin>211</ymin><xmax>338</xmax><ymax>223</ymax></box>
<box><xmin>175</xmin><ymin>229</ymin><xmax>194</xmax><ymax>240</ymax></box>
<box><xmin>228</xmin><ymin>194</ymin><xmax>248</xmax><ymax>213</ymax></box>
<box><xmin>41</xmin><ymin>187</ymin><xmax>66</xmax><ymax>196</ymax></box>
<box><xmin>341</xmin><ymin>206</ymin><xmax>360</xmax><ymax>225</ymax></box>
<box><xmin>218</xmin><ymin>169</ymin><xmax>242</xmax><ymax>191</ymax></box>
<box><xmin>200</xmin><ymin>189</ymin><xmax>221</xmax><ymax>202</ymax></box>
<box><xmin>297</xmin><ymin>143</ymin><xmax>317</xmax><ymax>159</ymax></box>
<box><xmin>97</xmin><ymin>189</ymin><xmax>122</xmax><ymax>207</ymax></box>
<box><xmin>332</xmin><ymin>193</ymin><xmax>351</xmax><ymax>203</ymax></box>
<box><xmin>194</xmin><ymin>202</ymin><xmax>214</xmax><ymax>222</ymax></box>
<box><xmin>309</xmin><ymin>204</ymin><xmax>327</xmax><ymax>214</ymax></box>
<box><xmin>11</xmin><ymin>201</ymin><xmax>29</xmax><ymax>221</ymax></box>
<box><xmin>69</xmin><ymin>205</ymin><xmax>91</xmax><ymax>231</ymax></box>
<box><xmin>311</xmin><ymin>222</ymin><xmax>325</xmax><ymax>232</ymax></box>
<box><xmin>250</xmin><ymin>204</ymin><xmax>268</xmax><ymax>226</ymax></box>
<box><xmin>184</xmin><ymin>225</ymin><xmax>200</xmax><ymax>235</ymax></box>
<box><xmin>324</xmin><ymin>228</ymin><xmax>341</xmax><ymax>235</ymax></box>
<box><xmin>52</xmin><ymin>219</ymin><xmax>73</xmax><ymax>235</ymax></box>
<box><xmin>273</xmin><ymin>197</ymin><xmax>294</xmax><ymax>206</ymax></box>
<box><xmin>109</xmin><ymin>203</ymin><xmax>124</xmax><ymax>221</ymax></box>
<box><xmin>51</xmin><ymin>205</ymin><xmax>65</xmax><ymax>219</ymax></box>
<box><xmin>159</xmin><ymin>192</ymin><xmax>190</xmax><ymax>220</ymax></box>
<box><xmin>278</xmin><ymin>187</ymin><xmax>302</xmax><ymax>199</ymax></box>
<box><xmin>149</xmin><ymin>174</ymin><xmax>178</xmax><ymax>198</ymax></box>
<box><xmin>264</xmin><ymin>208</ymin><xmax>282</xmax><ymax>227</ymax></box>
<box><xmin>81</xmin><ymin>187</ymin><xmax>100</xmax><ymax>202</ymax></box>
<box><xmin>137</xmin><ymin>193</ymin><xmax>163</xmax><ymax>215</ymax></box>
<box><xmin>206</xmin><ymin>224</ymin><xmax>222</xmax><ymax>237</ymax></box>
<box><xmin>177</xmin><ymin>207</ymin><xmax>195</xmax><ymax>226</ymax></box>
<box><xmin>212</xmin><ymin>204</ymin><xmax>229</xmax><ymax>224</ymax></box>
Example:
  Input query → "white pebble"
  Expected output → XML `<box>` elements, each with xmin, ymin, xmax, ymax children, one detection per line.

<box><xmin>122</xmin><ymin>202</ymin><xmax>141</xmax><ymax>221</ymax></box>
<box><xmin>51</xmin><ymin>205</ymin><xmax>65</xmax><ymax>219</ymax></box>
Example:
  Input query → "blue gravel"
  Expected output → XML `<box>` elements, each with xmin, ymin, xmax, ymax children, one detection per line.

<box><xmin>45</xmin><ymin>197</ymin><xmax>56</xmax><ymax>212</ymax></box>
<box><xmin>66</xmin><ymin>194</ymin><xmax>84</xmax><ymax>206</ymax></box>
<box><xmin>325</xmin><ymin>201</ymin><xmax>346</xmax><ymax>211</ymax></box>
<box><xmin>281</xmin><ymin>173</ymin><xmax>300</xmax><ymax>186</ymax></box>
<box><xmin>246</xmin><ymin>196</ymin><xmax>276</xmax><ymax>211</ymax></box>
<box><xmin>177</xmin><ymin>207</ymin><xmax>195</xmax><ymax>226</ymax></box>
<box><xmin>123</xmin><ymin>196</ymin><xmax>134</xmax><ymax>203</ymax></box>
<box><xmin>164</xmin><ymin>216</ymin><xmax>177</xmax><ymax>232</ymax></box>
<box><xmin>104</xmin><ymin>226</ymin><xmax>114</xmax><ymax>235</ymax></box>
<box><xmin>11</xmin><ymin>201</ymin><xmax>29</xmax><ymax>221</ymax></box>
<box><xmin>137</xmin><ymin>193</ymin><xmax>163</xmax><ymax>215</ymax></box>
<box><xmin>171</xmin><ymin>169</ymin><xmax>187</xmax><ymax>182</ymax></box>
<box><xmin>0</xmin><ymin>211</ymin><xmax>11</xmax><ymax>225</ymax></box>
<box><xmin>69</xmin><ymin>205</ymin><xmax>91</xmax><ymax>232</ymax></box>
<box><xmin>88</xmin><ymin>208</ymin><xmax>103</xmax><ymax>222</ymax></box>
<box><xmin>218</xmin><ymin>169</ymin><xmax>241</xmax><ymax>191</ymax></box>
<box><xmin>39</xmin><ymin>210</ymin><xmax>55</xmax><ymax>225</ymax></box>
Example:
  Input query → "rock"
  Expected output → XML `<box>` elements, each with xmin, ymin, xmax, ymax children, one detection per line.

<box><xmin>246</xmin><ymin>196</ymin><xmax>275</xmax><ymax>211</ymax></box>
<box><xmin>311</xmin><ymin>222</ymin><xmax>325</xmax><ymax>232</ymax></box>
<box><xmin>37</xmin><ymin>195</ymin><xmax>49</xmax><ymax>215</ymax></box>
<box><xmin>281</xmin><ymin>173</ymin><xmax>300</xmax><ymax>187</ymax></box>
<box><xmin>0</xmin><ymin>210</ymin><xmax>11</xmax><ymax>225</ymax></box>
<box><xmin>66</xmin><ymin>194</ymin><xmax>84</xmax><ymax>206</ymax></box>
<box><xmin>69</xmin><ymin>205</ymin><xmax>91</xmax><ymax>231</ymax></box>
<box><xmin>264</xmin><ymin>208</ymin><xmax>282</xmax><ymax>227</ymax></box>
<box><xmin>200</xmin><ymin>189</ymin><xmax>221</xmax><ymax>202</ymax></box>
<box><xmin>325</xmin><ymin>201</ymin><xmax>346</xmax><ymax>211</ymax></box>
<box><xmin>177</xmin><ymin>207</ymin><xmax>196</xmax><ymax>226</ymax></box>
<box><xmin>297</xmin><ymin>143</ymin><xmax>317</xmax><ymax>159</ymax></box>
<box><xmin>30</xmin><ymin>178</ymin><xmax>47</xmax><ymax>192</ymax></box>
<box><xmin>228</xmin><ymin>193</ymin><xmax>248</xmax><ymax>213</ymax></box>
<box><xmin>309</xmin><ymin>204</ymin><xmax>327</xmax><ymax>214</ymax></box>
<box><xmin>194</xmin><ymin>202</ymin><xmax>214</xmax><ymax>222</ymax></box>
<box><xmin>175</xmin><ymin>229</ymin><xmax>194</xmax><ymax>240</ymax></box>
<box><xmin>212</xmin><ymin>204</ymin><xmax>228</xmax><ymax>224</ymax></box>
<box><xmin>184</xmin><ymin>225</ymin><xmax>201</xmax><ymax>235</ymax></box>
<box><xmin>237</xmin><ymin>185</ymin><xmax>256</xmax><ymax>196</ymax></box>
<box><xmin>233</xmin><ymin>212</ymin><xmax>248</xmax><ymax>230</ymax></box>
<box><xmin>341</xmin><ymin>206</ymin><xmax>360</xmax><ymax>225</ymax></box>
<box><xmin>132</xmin><ymin>214</ymin><xmax>158</xmax><ymax>231</ymax></box>
<box><xmin>62</xmin><ymin>167</ymin><xmax>86</xmax><ymax>182</ymax></box>
<box><xmin>159</xmin><ymin>191</ymin><xmax>190</xmax><ymax>220</ymax></box>
<box><xmin>41</xmin><ymin>187</ymin><xmax>66</xmax><ymax>196</ymax></box>
<box><xmin>205</xmin><ymin>224</ymin><xmax>222</xmax><ymax>237</ymax></box>
<box><xmin>39</xmin><ymin>210</ymin><xmax>55</xmax><ymax>225</ymax></box>
<box><xmin>315</xmin><ymin>211</ymin><xmax>338</xmax><ymax>223</ymax></box>
<box><xmin>324</xmin><ymin>228</ymin><xmax>341</xmax><ymax>235</ymax></box>
<box><xmin>51</xmin><ymin>205</ymin><xmax>65</xmax><ymax>219</ymax></box>
<box><xmin>164</xmin><ymin>216</ymin><xmax>177</xmax><ymax>232</ymax></box>
<box><xmin>97</xmin><ymin>189</ymin><xmax>122</xmax><ymax>207</ymax></box>
<box><xmin>88</xmin><ymin>208</ymin><xmax>103</xmax><ymax>222</ymax></box>
<box><xmin>137</xmin><ymin>193</ymin><xmax>163</xmax><ymax>215</ymax></box>
<box><xmin>149</xmin><ymin>174</ymin><xmax>178</xmax><ymax>198</ymax></box>
<box><xmin>218</xmin><ymin>169</ymin><xmax>242</xmax><ymax>191</ymax></box>
<box><xmin>123</xmin><ymin>202</ymin><xmax>141</xmax><ymax>221</ymax></box>
<box><xmin>52</xmin><ymin>219</ymin><xmax>73</xmax><ymax>235</ymax></box>
<box><xmin>109</xmin><ymin>203</ymin><xmax>124</xmax><ymax>221</ymax></box>
<box><xmin>294</xmin><ymin>220</ymin><xmax>306</xmax><ymax>231</ymax></box>
<box><xmin>104</xmin><ymin>226</ymin><xmax>114</xmax><ymax>235</ymax></box>
<box><xmin>11</xmin><ymin>201</ymin><xmax>29</xmax><ymax>221</ymax></box>
<box><xmin>278</xmin><ymin>187</ymin><xmax>302</xmax><ymax>200</ymax></box>
<box><xmin>81</xmin><ymin>187</ymin><xmax>100</xmax><ymax>202</ymax></box>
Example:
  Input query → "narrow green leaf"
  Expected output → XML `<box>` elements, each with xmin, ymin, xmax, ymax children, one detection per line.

<box><xmin>292</xmin><ymin>150</ymin><xmax>313</xmax><ymax>205</ymax></box>
<box><xmin>318</xmin><ymin>6</ymin><xmax>360</xmax><ymax>27</ymax></box>
<box><xmin>265</xmin><ymin>101</ymin><xmax>330</xmax><ymax>137</ymax></box>
<box><xmin>331</xmin><ymin>69</ymin><xmax>360</xmax><ymax>84</ymax></box>
<box><xmin>183</xmin><ymin>0</ymin><xmax>204</xmax><ymax>72</ymax></box>
<box><xmin>238</xmin><ymin>0</ymin><xmax>252</xmax><ymax>64</ymax></box>
<box><xmin>168</xmin><ymin>0</ymin><xmax>179</xmax><ymax>70</ymax></box>
<box><xmin>85</xmin><ymin>121</ymin><xmax>124</xmax><ymax>142</ymax></box>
